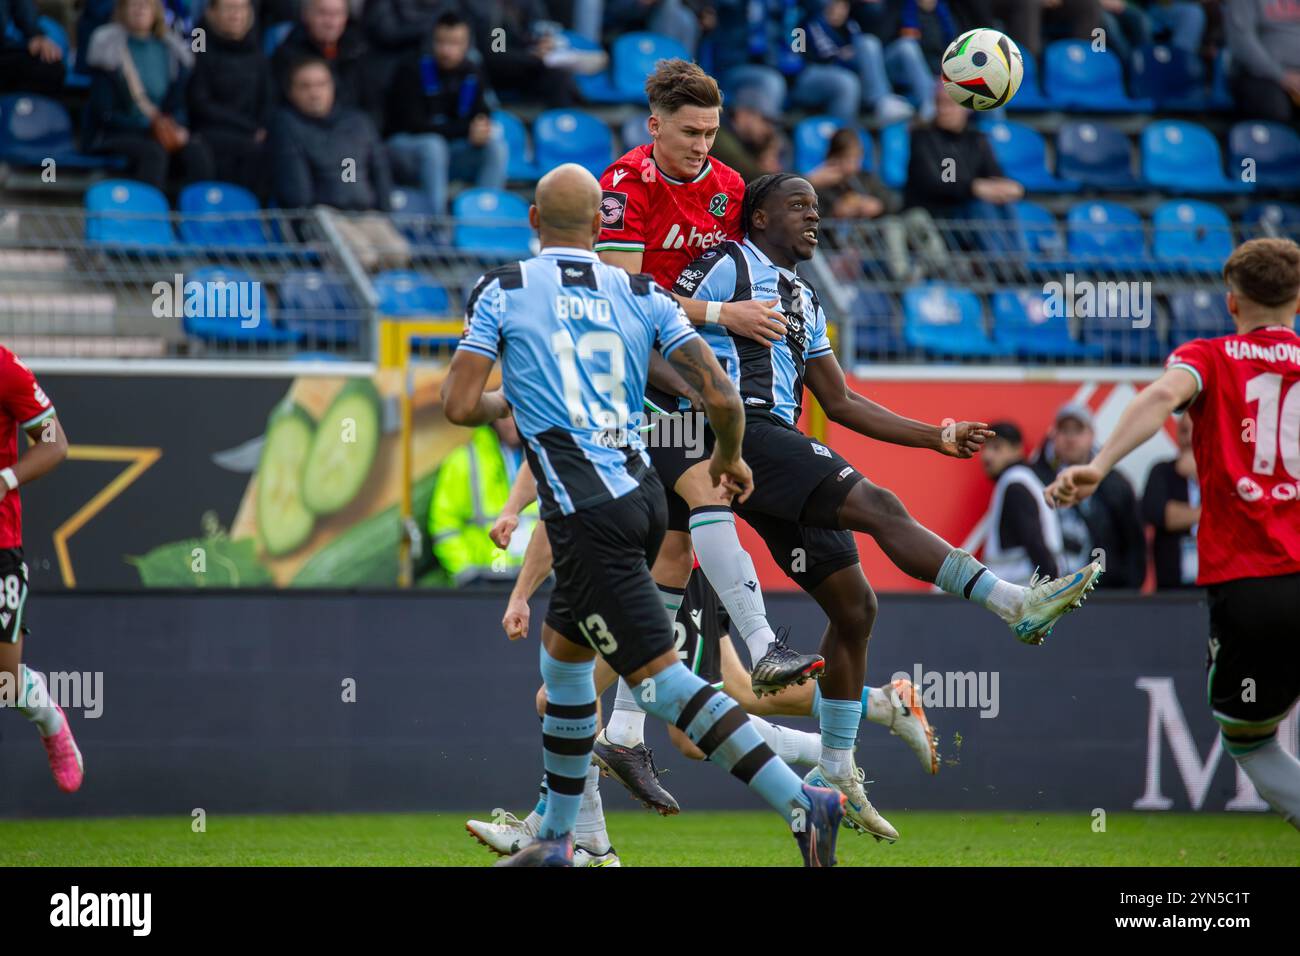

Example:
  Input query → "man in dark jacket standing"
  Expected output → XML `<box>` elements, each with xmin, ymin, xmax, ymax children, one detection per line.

<box><xmin>385</xmin><ymin>10</ymin><xmax>507</xmax><ymax>214</ymax></box>
<box><xmin>1031</xmin><ymin>401</ymin><xmax>1147</xmax><ymax>590</ymax></box>
<box><xmin>0</xmin><ymin>0</ymin><xmax>65</xmax><ymax>93</ymax></box>
<box><xmin>189</xmin><ymin>0</ymin><xmax>274</xmax><ymax>195</ymax></box>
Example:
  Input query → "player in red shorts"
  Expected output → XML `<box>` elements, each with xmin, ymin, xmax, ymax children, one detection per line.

<box><xmin>1046</xmin><ymin>237</ymin><xmax>1300</xmax><ymax>830</ymax></box>
<box><xmin>0</xmin><ymin>346</ymin><xmax>82</xmax><ymax>792</ymax></box>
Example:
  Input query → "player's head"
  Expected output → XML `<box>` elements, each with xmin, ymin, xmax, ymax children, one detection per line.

<box><xmin>742</xmin><ymin>174</ymin><xmax>820</xmax><ymax>267</ymax></box>
<box><xmin>645</xmin><ymin>59</ymin><xmax>722</xmax><ymax>182</ymax></box>
<box><xmin>1223</xmin><ymin>238</ymin><xmax>1300</xmax><ymax>332</ymax></box>
<box><xmin>531</xmin><ymin>163</ymin><xmax>603</xmax><ymax>249</ymax></box>
<box><xmin>981</xmin><ymin>422</ymin><xmax>1023</xmax><ymax>479</ymax></box>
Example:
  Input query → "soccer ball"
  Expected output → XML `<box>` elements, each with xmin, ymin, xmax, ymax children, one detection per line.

<box><xmin>941</xmin><ymin>28</ymin><xmax>1023</xmax><ymax>111</ymax></box>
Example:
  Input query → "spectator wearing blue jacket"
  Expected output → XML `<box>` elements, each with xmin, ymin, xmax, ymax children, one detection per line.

<box><xmin>0</xmin><ymin>0</ymin><xmax>65</xmax><ymax>93</ymax></box>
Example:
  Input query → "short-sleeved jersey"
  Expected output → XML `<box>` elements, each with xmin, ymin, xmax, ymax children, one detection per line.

<box><xmin>1165</xmin><ymin>325</ymin><xmax>1300</xmax><ymax>585</ymax></box>
<box><xmin>675</xmin><ymin>239</ymin><xmax>833</xmax><ymax>426</ymax></box>
<box><xmin>594</xmin><ymin>144</ymin><xmax>745</xmax><ymax>289</ymax></box>
<box><xmin>0</xmin><ymin>347</ymin><xmax>56</xmax><ymax>549</ymax></box>
<box><xmin>457</xmin><ymin>248</ymin><xmax>700</xmax><ymax>520</ymax></box>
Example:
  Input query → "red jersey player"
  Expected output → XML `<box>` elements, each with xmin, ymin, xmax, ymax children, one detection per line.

<box><xmin>1046</xmin><ymin>237</ymin><xmax>1300</xmax><ymax>831</ymax></box>
<box><xmin>0</xmin><ymin>346</ymin><xmax>82</xmax><ymax>792</ymax></box>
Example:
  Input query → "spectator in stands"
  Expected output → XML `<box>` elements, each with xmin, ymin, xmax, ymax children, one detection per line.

<box><xmin>463</xmin><ymin>0</ymin><xmax>578</xmax><ymax>107</ymax></box>
<box><xmin>272</xmin><ymin>0</ymin><xmax>373</xmax><ymax>114</ymax></box>
<box><xmin>84</xmin><ymin>0</ymin><xmax>214</xmax><ymax>192</ymax></box>
<box><xmin>361</xmin><ymin>0</ymin><xmax>442</xmax><ymax>106</ymax></box>
<box><xmin>959</xmin><ymin>0</ymin><xmax>1103</xmax><ymax>57</ymax></box>
<box><xmin>604</xmin><ymin>0</ymin><xmax>702</xmax><ymax>53</ymax></box>
<box><xmin>1097</xmin><ymin>1</ymin><xmax>1204</xmax><ymax>65</ymax></box>
<box><xmin>708</xmin><ymin>86</ymin><xmax>783</xmax><ymax>182</ymax></box>
<box><xmin>979</xmin><ymin>421</ymin><xmax>1063</xmax><ymax>586</ymax></box>
<box><xmin>188</xmin><ymin>0</ymin><xmax>274</xmax><ymax>195</ymax></box>
<box><xmin>269</xmin><ymin>57</ymin><xmax>409</xmax><ymax>270</ymax></box>
<box><xmin>1031</xmin><ymin>401</ymin><xmax>1146</xmax><ymax>590</ymax></box>
<box><xmin>805</xmin><ymin>0</ymin><xmax>916</xmax><ymax>124</ymax></box>
<box><xmin>385</xmin><ymin>10</ymin><xmax>507</xmax><ymax>215</ymax></box>
<box><xmin>0</xmin><ymin>0</ymin><xmax>66</xmax><ymax>94</ymax></box>
<box><xmin>1141</xmin><ymin>412</ymin><xmax>1199</xmax><ymax>590</ymax></box>
<box><xmin>1224</xmin><ymin>0</ymin><xmax>1300</xmax><ymax>123</ymax></box>
<box><xmin>859</xmin><ymin>0</ymin><xmax>969</xmax><ymax>122</ymax></box>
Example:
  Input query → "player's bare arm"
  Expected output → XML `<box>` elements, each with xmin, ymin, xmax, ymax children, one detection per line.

<box><xmin>8</xmin><ymin>416</ymin><xmax>69</xmax><ymax>492</ymax></box>
<box><xmin>803</xmin><ymin>353</ymin><xmax>992</xmax><ymax>457</ymax></box>
<box><xmin>502</xmin><ymin>523</ymin><xmax>554</xmax><ymax>641</ymax></box>
<box><xmin>490</xmin><ymin>462</ymin><xmax>537</xmax><ymax>549</ymax></box>
<box><xmin>1046</xmin><ymin>367</ymin><xmax>1198</xmax><ymax>508</ymax></box>
<box><xmin>673</xmin><ymin>293</ymin><xmax>786</xmax><ymax>347</ymax></box>
<box><xmin>665</xmin><ymin>336</ymin><xmax>752</xmax><ymax>502</ymax></box>
<box><xmin>441</xmin><ymin>351</ymin><xmax>511</xmax><ymax>426</ymax></box>
<box><xmin>648</xmin><ymin>350</ymin><xmax>701</xmax><ymax>408</ymax></box>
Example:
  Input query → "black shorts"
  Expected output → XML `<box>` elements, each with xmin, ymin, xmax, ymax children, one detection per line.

<box><xmin>675</xmin><ymin>567</ymin><xmax>726</xmax><ymax>687</ymax></box>
<box><xmin>738</xmin><ymin>411</ymin><xmax>863</xmax><ymax>526</ymax></box>
<box><xmin>544</xmin><ymin>472</ymin><xmax>675</xmax><ymax>676</ymax></box>
<box><xmin>1206</xmin><ymin>572</ymin><xmax>1300</xmax><ymax>726</ymax></box>
<box><xmin>0</xmin><ymin>548</ymin><xmax>29</xmax><ymax>644</ymax></box>
<box><xmin>644</xmin><ymin>411</ymin><xmax>714</xmax><ymax>533</ymax></box>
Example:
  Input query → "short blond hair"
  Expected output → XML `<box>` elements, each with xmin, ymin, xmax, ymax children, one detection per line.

<box><xmin>1224</xmin><ymin>237</ymin><xmax>1300</xmax><ymax>308</ymax></box>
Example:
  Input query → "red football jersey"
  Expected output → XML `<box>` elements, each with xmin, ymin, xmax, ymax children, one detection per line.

<box><xmin>0</xmin><ymin>347</ymin><xmax>55</xmax><ymax>549</ymax></box>
<box><xmin>1166</xmin><ymin>325</ymin><xmax>1300</xmax><ymax>585</ymax></box>
<box><xmin>594</xmin><ymin>143</ymin><xmax>745</xmax><ymax>288</ymax></box>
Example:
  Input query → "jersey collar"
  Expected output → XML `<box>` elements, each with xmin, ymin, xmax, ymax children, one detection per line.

<box><xmin>650</xmin><ymin>151</ymin><xmax>713</xmax><ymax>185</ymax></box>
<box><xmin>538</xmin><ymin>246</ymin><xmax>600</xmax><ymax>261</ymax></box>
<box><xmin>743</xmin><ymin>237</ymin><xmax>799</xmax><ymax>281</ymax></box>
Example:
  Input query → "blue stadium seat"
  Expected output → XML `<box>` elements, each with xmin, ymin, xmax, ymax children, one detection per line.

<box><xmin>373</xmin><ymin>270</ymin><xmax>450</xmax><ymax>317</ymax></box>
<box><xmin>1010</xmin><ymin>201</ymin><xmax>1071</xmax><ymax>272</ymax></box>
<box><xmin>263</xmin><ymin>22</ymin><xmax>293</xmax><ymax>57</ymax></box>
<box><xmin>452</xmin><ymin>188</ymin><xmax>532</xmax><ymax>256</ymax></box>
<box><xmin>1228</xmin><ymin>121</ymin><xmax>1300</xmax><ymax>192</ymax></box>
<box><xmin>1081</xmin><ymin>310</ymin><xmax>1166</xmax><ymax>364</ymax></box>
<box><xmin>1241</xmin><ymin>201</ymin><xmax>1300</xmax><ymax>241</ymax></box>
<box><xmin>1152</xmin><ymin>200</ymin><xmax>1234</xmax><ymax>272</ymax></box>
<box><xmin>1129</xmin><ymin>44</ymin><xmax>1207</xmax><ymax>111</ymax></box>
<box><xmin>991</xmin><ymin>289</ymin><xmax>1104</xmax><ymax>360</ymax></box>
<box><xmin>390</xmin><ymin>187</ymin><xmax>433</xmax><ymax>217</ymax></box>
<box><xmin>0</xmin><ymin>94</ymin><xmax>117</xmax><ymax>169</ymax></box>
<box><xmin>1056</xmin><ymin>121</ymin><xmax>1140</xmax><ymax>190</ymax></box>
<box><xmin>791</xmin><ymin>116</ymin><xmax>872</xmax><ymax>175</ymax></box>
<box><xmin>985</xmin><ymin>120</ymin><xmax>1078</xmax><ymax>192</ymax></box>
<box><xmin>181</xmin><ymin>266</ymin><xmax>299</xmax><ymax>344</ymax></box>
<box><xmin>847</xmin><ymin>288</ymin><xmax>904</xmax><ymax>360</ymax></box>
<box><xmin>902</xmin><ymin>284</ymin><xmax>1006</xmax><ymax>358</ymax></box>
<box><xmin>1004</xmin><ymin>48</ymin><xmax>1053</xmax><ymax>111</ymax></box>
<box><xmin>178</xmin><ymin>181</ymin><xmax>269</xmax><ymax>248</ymax></box>
<box><xmin>85</xmin><ymin>179</ymin><xmax>176</xmax><ymax>248</ymax></box>
<box><xmin>620</xmin><ymin>115</ymin><xmax>651</xmax><ymax>150</ymax></box>
<box><xmin>612</xmin><ymin>32</ymin><xmax>690</xmax><ymax>102</ymax></box>
<box><xmin>1044</xmin><ymin>40</ymin><xmax>1153</xmax><ymax>112</ymax></box>
<box><xmin>277</xmin><ymin>271</ymin><xmax>362</xmax><ymax>344</ymax></box>
<box><xmin>879</xmin><ymin>121</ymin><xmax>909</xmax><ymax>190</ymax></box>
<box><xmin>533</xmin><ymin>108</ymin><xmax>613</xmax><ymax>178</ymax></box>
<box><xmin>566</xmin><ymin>30</ymin><xmax>623</xmax><ymax>104</ymax></box>
<box><xmin>1209</xmin><ymin>49</ymin><xmax>1234</xmax><ymax>111</ymax></box>
<box><xmin>492</xmin><ymin>110</ymin><xmax>538</xmax><ymax>182</ymax></box>
<box><xmin>1142</xmin><ymin>120</ymin><xmax>1246</xmax><ymax>194</ymax></box>
<box><xmin>1066</xmin><ymin>200</ymin><xmax>1157</xmax><ymax>270</ymax></box>
<box><xmin>1169</xmin><ymin>289</ymin><xmax>1231</xmax><ymax>347</ymax></box>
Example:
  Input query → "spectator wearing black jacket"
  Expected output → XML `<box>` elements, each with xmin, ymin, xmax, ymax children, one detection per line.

<box><xmin>980</xmin><ymin>421</ymin><xmax>1063</xmax><ymax>585</ymax></box>
<box><xmin>385</xmin><ymin>11</ymin><xmax>506</xmax><ymax>214</ymax></box>
<box><xmin>272</xmin><ymin>0</ymin><xmax>374</xmax><ymax>115</ymax></box>
<box><xmin>463</xmin><ymin>0</ymin><xmax>577</xmax><ymax>107</ymax></box>
<box><xmin>0</xmin><ymin>0</ymin><xmax>66</xmax><ymax>93</ymax></box>
<box><xmin>1031</xmin><ymin>402</ymin><xmax>1147</xmax><ymax>590</ymax></box>
<box><xmin>362</xmin><ymin>0</ymin><xmax>446</xmax><ymax>117</ymax></box>
<box><xmin>1141</xmin><ymin>412</ymin><xmax>1200</xmax><ymax>590</ymax></box>
<box><xmin>189</xmin><ymin>0</ymin><xmax>274</xmax><ymax>194</ymax></box>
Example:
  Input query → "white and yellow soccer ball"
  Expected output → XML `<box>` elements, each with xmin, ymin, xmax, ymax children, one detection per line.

<box><xmin>941</xmin><ymin>28</ymin><xmax>1023</xmax><ymax>111</ymax></box>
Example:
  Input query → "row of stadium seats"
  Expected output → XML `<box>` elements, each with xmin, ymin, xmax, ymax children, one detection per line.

<box><xmin>851</xmin><ymin>285</ymin><xmax>1233</xmax><ymax>364</ymax></box>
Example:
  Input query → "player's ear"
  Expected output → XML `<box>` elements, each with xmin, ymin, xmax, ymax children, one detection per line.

<box><xmin>590</xmin><ymin>209</ymin><xmax>603</xmax><ymax>241</ymax></box>
<box><xmin>648</xmin><ymin>113</ymin><xmax>660</xmax><ymax>140</ymax></box>
<box><xmin>528</xmin><ymin>205</ymin><xmax>541</xmax><ymax>232</ymax></box>
<box><xmin>1225</xmin><ymin>289</ymin><xmax>1237</xmax><ymax>318</ymax></box>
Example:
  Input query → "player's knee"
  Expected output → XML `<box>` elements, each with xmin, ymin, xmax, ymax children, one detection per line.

<box><xmin>852</xmin><ymin>481</ymin><xmax>909</xmax><ymax>529</ymax></box>
<box><xmin>831</xmin><ymin>582</ymin><xmax>877</xmax><ymax>644</ymax></box>
<box><xmin>534</xmin><ymin>685</ymin><xmax>547</xmax><ymax>719</ymax></box>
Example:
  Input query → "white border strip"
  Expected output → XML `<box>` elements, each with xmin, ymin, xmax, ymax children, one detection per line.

<box><xmin>26</xmin><ymin>358</ymin><xmax>378</xmax><ymax>378</ymax></box>
<box><xmin>848</xmin><ymin>364</ymin><xmax>1160</xmax><ymax>383</ymax></box>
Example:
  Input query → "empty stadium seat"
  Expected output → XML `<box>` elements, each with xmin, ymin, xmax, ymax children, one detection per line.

<box><xmin>879</xmin><ymin>121</ymin><xmax>909</xmax><ymax>190</ymax></box>
<box><xmin>85</xmin><ymin>179</ymin><xmax>177</xmax><ymax>248</ymax></box>
<box><xmin>1080</xmin><ymin>309</ymin><xmax>1166</xmax><ymax>364</ymax></box>
<box><xmin>179</xmin><ymin>181</ymin><xmax>269</xmax><ymax>248</ymax></box>
<box><xmin>1152</xmin><ymin>200</ymin><xmax>1234</xmax><ymax>272</ymax></box>
<box><xmin>1228</xmin><ymin>121</ymin><xmax>1300</xmax><ymax>192</ymax></box>
<box><xmin>1208</xmin><ymin>48</ymin><xmax>1235</xmax><ymax>111</ymax></box>
<box><xmin>373</xmin><ymin>270</ymin><xmax>450</xmax><ymax>317</ymax></box>
<box><xmin>0</xmin><ymin>94</ymin><xmax>117</xmax><ymax>169</ymax></box>
<box><xmin>1169</xmin><ymin>289</ymin><xmax>1231</xmax><ymax>347</ymax></box>
<box><xmin>1129</xmin><ymin>44</ymin><xmax>1207</xmax><ymax>111</ymax></box>
<box><xmin>612</xmin><ymin>32</ymin><xmax>690</xmax><ymax>102</ymax></box>
<box><xmin>985</xmin><ymin>120</ymin><xmax>1078</xmax><ymax>192</ymax></box>
<box><xmin>1010</xmin><ymin>201</ymin><xmax>1070</xmax><ymax>272</ymax></box>
<box><xmin>1057</xmin><ymin>121</ymin><xmax>1140</xmax><ymax>190</ymax></box>
<box><xmin>1241</xmin><ymin>201</ymin><xmax>1300</xmax><ymax>241</ymax></box>
<box><xmin>1142</xmin><ymin>120</ymin><xmax>1245</xmax><ymax>194</ymax></box>
<box><xmin>1004</xmin><ymin>48</ymin><xmax>1053</xmax><ymax>111</ymax></box>
<box><xmin>492</xmin><ymin>110</ymin><xmax>539</xmax><ymax>182</ymax></box>
<box><xmin>791</xmin><ymin>116</ymin><xmax>872</xmax><ymax>175</ymax></box>
<box><xmin>277</xmin><ymin>271</ymin><xmax>362</xmax><ymax>344</ymax></box>
<box><xmin>1044</xmin><ymin>40</ymin><xmax>1154</xmax><ymax>112</ymax></box>
<box><xmin>902</xmin><ymin>284</ymin><xmax>1006</xmax><ymax>358</ymax></box>
<box><xmin>846</xmin><ymin>288</ymin><xmax>904</xmax><ymax>360</ymax></box>
<box><xmin>991</xmin><ymin>289</ymin><xmax>1104</xmax><ymax>360</ymax></box>
<box><xmin>620</xmin><ymin>115</ymin><xmax>651</xmax><ymax>150</ymax></box>
<box><xmin>390</xmin><ymin>187</ymin><xmax>434</xmax><ymax>217</ymax></box>
<box><xmin>1066</xmin><ymin>200</ymin><xmax>1155</xmax><ymax>269</ymax></box>
<box><xmin>533</xmin><ymin>109</ymin><xmax>613</xmax><ymax>179</ymax></box>
<box><xmin>452</xmin><ymin>188</ymin><xmax>532</xmax><ymax>256</ymax></box>
<box><xmin>565</xmin><ymin>30</ymin><xmax>623</xmax><ymax>103</ymax></box>
<box><xmin>181</xmin><ymin>266</ymin><xmax>299</xmax><ymax>344</ymax></box>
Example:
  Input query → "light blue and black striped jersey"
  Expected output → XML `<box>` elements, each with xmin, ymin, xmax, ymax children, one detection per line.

<box><xmin>457</xmin><ymin>247</ymin><xmax>700</xmax><ymax>519</ymax></box>
<box><xmin>673</xmin><ymin>238</ymin><xmax>833</xmax><ymax>426</ymax></box>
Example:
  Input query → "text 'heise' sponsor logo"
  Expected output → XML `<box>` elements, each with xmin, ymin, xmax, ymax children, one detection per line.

<box><xmin>50</xmin><ymin>886</ymin><xmax>151</xmax><ymax>936</ymax></box>
<box><xmin>660</xmin><ymin>223</ymin><xmax>726</xmax><ymax>251</ymax></box>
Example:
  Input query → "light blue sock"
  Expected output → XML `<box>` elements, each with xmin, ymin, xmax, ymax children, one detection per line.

<box><xmin>810</xmin><ymin>683</ymin><xmax>821</xmax><ymax>718</ymax></box>
<box><xmin>537</xmin><ymin>647</ymin><xmax>597</xmax><ymax>840</ymax></box>
<box><xmin>819</xmin><ymin>697</ymin><xmax>861</xmax><ymax>752</ymax></box>
<box><xmin>936</xmin><ymin>548</ymin><xmax>999</xmax><ymax>606</ymax></box>
<box><xmin>532</xmin><ymin>776</ymin><xmax>548</xmax><ymax>817</ymax></box>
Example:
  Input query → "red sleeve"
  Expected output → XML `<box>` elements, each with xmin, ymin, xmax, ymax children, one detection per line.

<box><xmin>0</xmin><ymin>350</ymin><xmax>54</xmax><ymax>432</ymax></box>
<box><xmin>594</xmin><ymin>160</ymin><xmax>650</xmax><ymax>255</ymax></box>
<box><xmin>1166</xmin><ymin>338</ymin><xmax>1213</xmax><ymax>404</ymax></box>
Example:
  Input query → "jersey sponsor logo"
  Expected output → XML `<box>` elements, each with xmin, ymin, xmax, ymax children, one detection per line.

<box><xmin>600</xmin><ymin>191</ymin><xmax>627</xmax><ymax>229</ymax></box>
<box><xmin>811</xmin><ymin>442</ymin><xmax>831</xmax><ymax>458</ymax></box>
<box><xmin>745</xmin><ymin>397</ymin><xmax>767</xmax><ymax>406</ymax></box>
<box><xmin>708</xmin><ymin>192</ymin><xmax>729</xmax><ymax>217</ymax></box>
<box><xmin>611</xmin><ymin>169</ymin><xmax>629</xmax><ymax>188</ymax></box>
<box><xmin>1235</xmin><ymin>476</ymin><xmax>1264</xmax><ymax>501</ymax></box>
<box><xmin>661</xmin><ymin>223</ymin><xmax>726</xmax><ymax>251</ymax></box>
<box><xmin>676</xmin><ymin>267</ymin><xmax>705</xmax><ymax>293</ymax></box>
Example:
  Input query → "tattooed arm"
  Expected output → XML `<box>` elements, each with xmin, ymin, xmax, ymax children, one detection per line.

<box><xmin>664</xmin><ymin>336</ymin><xmax>752</xmax><ymax>502</ymax></box>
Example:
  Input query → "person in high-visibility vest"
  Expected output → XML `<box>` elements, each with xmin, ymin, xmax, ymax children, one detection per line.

<box><xmin>430</xmin><ymin>413</ymin><xmax>536</xmax><ymax>585</ymax></box>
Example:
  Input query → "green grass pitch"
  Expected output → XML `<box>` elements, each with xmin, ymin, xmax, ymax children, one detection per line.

<box><xmin>0</xmin><ymin>812</ymin><xmax>1295</xmax><ymax>866</ymax></box>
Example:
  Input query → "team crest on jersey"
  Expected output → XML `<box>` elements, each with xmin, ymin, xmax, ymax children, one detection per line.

<box><xmin>600</xmin><ymin>191</ymin><xmax>627</xmax><ymax>229</ymax></box>
<box><xmin>708</xmin><ymin>193</ymin><xmax>728</xmax><ymax>217</ymax></box>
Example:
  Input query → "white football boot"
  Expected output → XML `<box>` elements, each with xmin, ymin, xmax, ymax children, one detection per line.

<box><xmin>803</xmin><ymin>760</ymin><xmax>899</xmax><ymax>843</ymax></box>
<box><xmin>886</xmin><ymin>678</ymin><xmax>940</xmax><ymax>775</ymax></box>
<box><xmin>465</xmin><ymin>811</ymin><xmax>538</xmax><ymax>857</ymax></box>
<box><xmin>573</xmin><ymin>845</ymin><xmax>622</xmax><ymax>867</ymax></box>
<box><xmin>1010</xmin><ymin>561</ymin><xmax>1103</xmax><ymax>645</ymax></box>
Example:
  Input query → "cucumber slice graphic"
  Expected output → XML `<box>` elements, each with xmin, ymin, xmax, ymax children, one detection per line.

<box><xmin>256</xmin><ymin>401</ymin><xmax>317</xmax><ymax>556</ymax></box>
<box><xmin>301</xmin><ymin>378</ymin><xmax>382</xmax><ymax>516</ymax></box>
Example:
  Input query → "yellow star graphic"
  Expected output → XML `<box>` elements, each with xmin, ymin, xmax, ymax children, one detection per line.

<box><xmin>53</xmin><ymin>445</ymin><xmax>162</xmax><ymax>587</ymax></box>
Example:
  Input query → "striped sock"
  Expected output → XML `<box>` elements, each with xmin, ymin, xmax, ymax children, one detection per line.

<box><xmin>658</xmin><ymin>583</ymin><xmax>684</xmax><ymax>622</ymax></box>
<box><xmin>639</xmin><ymin>661</ymin><xmax>809</xmax><ymax>819</ymax></box>
<box><xmin>936</xmin><ymin>548</ymin><xmax>1023</xmax><ymax>622</ymax></box>
<box><xmin>537</xmin><ymin>647</ymin><xmax>597</xmax><ymax>840</ymax></box>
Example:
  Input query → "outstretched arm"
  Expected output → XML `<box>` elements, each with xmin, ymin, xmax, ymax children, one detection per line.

<box><xmin>502</xmin><ymin>521</ymin><xmax>554</xmax><ymax>640</ymax></box>
<box><xmin>490</xmin><ymin>461</ymin><xmax>537</xmax><ymax>549</ymax></box>
<box><xmin>441</xmin><ymin>351</ymin><xmax>510</xmax><ymax>426</ymax></box>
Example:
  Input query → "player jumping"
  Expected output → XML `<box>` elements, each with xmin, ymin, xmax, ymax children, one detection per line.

<box><xmin>1046</xmin><ymin>237</ymin><xmax>1300</xmax><ymax>831</ymax></box>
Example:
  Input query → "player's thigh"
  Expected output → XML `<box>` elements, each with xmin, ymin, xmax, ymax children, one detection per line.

<box><xmin>674</xmin><ymin>457</ymin><xmax>730</xmax><ymax>509</ymax></box>
<box><xmin>1206</xmin><ymin>572</ymin><xmax>1300</xmax><ymax>728</ymax></box>
<box><xmin>737</xmin><ymin>509</ymin><xmax>861</xmax><ymax>596</ymax></box>
<box><xmin>0</xmin><ymin>549</ymin><xmax>29</xmax><ymax>677</ymax></box>
<box><xmin>594</xmin><ymin>656</ymin><xmax>619</xmax><ymax>694</ymax></box>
